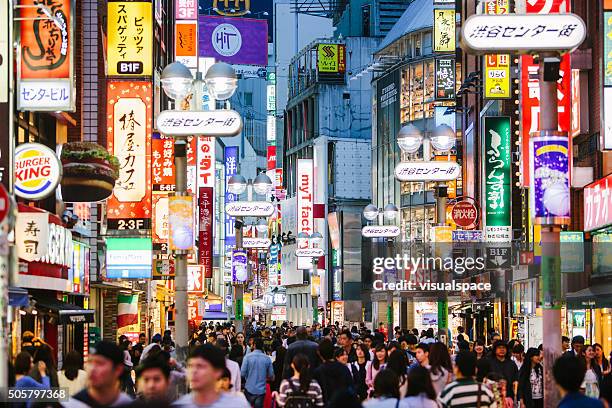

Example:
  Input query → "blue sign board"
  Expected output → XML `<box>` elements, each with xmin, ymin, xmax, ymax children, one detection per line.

<box><xmin>224</xmin><ymin>146</ymin><xmax>239</xmax><ymax>252</ymax></box>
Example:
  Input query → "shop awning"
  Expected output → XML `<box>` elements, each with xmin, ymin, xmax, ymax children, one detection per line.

<box><xmin>203</xmin><ymin>311</ymin><xmax>229</xmax><ymax>320</ymax></box>
<box><xmin>33</xmin><ymin>296</ymin><xmax>95</xmax><ymax>324</ymax></box>
<box><xmin>566</xmin><ymin>283</ymin><xmax>612</xmax><ymax>309</ymax></box>
<box><xmin>9</xmin><ymin>287</ymin><xmax>29</xmax><ymax>307</ymax></box>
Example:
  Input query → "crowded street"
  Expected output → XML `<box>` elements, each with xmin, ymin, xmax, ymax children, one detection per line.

<box><xmin>1</xmin><ymin>0</ymin><xmax>612</xmax><ymax>407</ymax></box>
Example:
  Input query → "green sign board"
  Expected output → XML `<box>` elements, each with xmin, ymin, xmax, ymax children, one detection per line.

<box><xmin>387</xmin><ymin>305</ymin><xmax>393</xmax><ymax>327</ymax></box>
<box><xmin>560</xmin><ymin>231</ymin><xmax>584</xmax><ymax>273</ymax></box>
<box><xmin>267</xmin><ymin>71</ymin><xmax>276</xmax><ymax>84</ymax></box>
<box><xmin>484</xmin><ymin>117</ymin><xmax>511</xmax><ymax>230</ymax></box>
<box><xmin>235</xmin><ymin>299</ymin><xmax>243</xmax><ymax>321</ymax></box>
<box><xmin>437</xmin><ymin>299</ymin><xmax>448</xmax><ymax>330</ymax></box>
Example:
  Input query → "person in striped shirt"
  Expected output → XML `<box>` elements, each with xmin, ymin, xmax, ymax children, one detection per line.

<box><xmin>274</xmin><ymin>354</ymin><xmax>324</xmax><ymax>407</ymax></box>
<box><xmin>439</xmin><ymin>351</ymin><xmax>497</xmax><ymax>408</ymax></box>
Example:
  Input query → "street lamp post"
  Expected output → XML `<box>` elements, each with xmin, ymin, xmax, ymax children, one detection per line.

<box><xmin>227</xmin><ymin>173</ymin><xmax>273</xmax><ymax>333</ymax></box>
<box><xmin>363</xmin><ymin>203</ymin><xmax>399</xmax><ymax>336</ymax></box>
<box><xmin>396</xmin><ymin>124</ymin><xmax>456</xmax><ymax>343</ymax></box>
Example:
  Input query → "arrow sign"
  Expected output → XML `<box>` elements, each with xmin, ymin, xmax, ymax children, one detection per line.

<box><xmin>362</xmin><ymin>225</ymin><xmax>400</xmax><ymax>238</ymax></box>
<box><xmin>461</xmin><ymin>13</ymin><xmax>586</xmax><ymax>54</ymax></box>
<box><xmin>395</xmin><ymin>161</ymin><xmax>460</xmax><ymax>182</ymax></box>
<box><xmin>486</xmin><ymin>246</ymin><xmax>511</xmax><ymax>269</ymax></box>
<box><xmin>157</xmin><ymin>110</ymin><xmax>243</xmax><ymax>136</ymax></box>
<box><xmin>225</xmin><ymin>201</ymin><xmax>275</xmax><ymax>217</ymax></box>
<box><xmin>296</xmin><ymin>248</ymin><xmax>324</xmax><ymax>257</ymax></box>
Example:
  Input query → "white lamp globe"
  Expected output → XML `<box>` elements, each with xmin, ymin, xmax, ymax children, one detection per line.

<box><xmin>227</xmin><ymin>175</ymin><xmax>247</xmax><ymax>195</ymax></box>
<box><xmin>297</xmin><ymin>232</ymin><xmax>310</xmax><ymax>247</ymax></box>
<box><xmin>383</xmin><ymin>203</ymin><xmax>399</xmax><ymax>220</ymax></box>
<box><xmin>397</xmin><ymin>124</ymin><xmax>423</xmax><ymax>154</ymax></box>
<box><xmin>310</xmin><ymin>232</ymin><xmax>323</xmax><ymax>246</ymax></box>
<box><xmin>161</xmin><ymin>62</ymin><xmax>193</xmax><ymax>101</ymax></box>
<box><xmin>253</xmin><ymin>173</ymin><xmax>273</xmax><ymax>195</ymax></box>
<box><xmin>205</xmin><ymin>62</ymin><xmax>238</xmax><ymax>101</ymax></box>
<box><xmin>363</xmin><ymin>204</ymin><xmax>379</xmax><ymax>221</ymax></box>
<box><xmin>430</xmin><ymin>124</ymin><xmax>456</xmax><ymax>152</ymax></box>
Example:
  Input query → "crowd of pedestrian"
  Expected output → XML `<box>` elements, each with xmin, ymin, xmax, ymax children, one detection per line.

<box><xmin>6</xmin><ymin>322</ymin><xmax>612</xmax><ymax>407</ymax></box>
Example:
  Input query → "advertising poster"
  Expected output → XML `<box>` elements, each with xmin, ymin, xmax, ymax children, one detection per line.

<box><xmin>151</xmin><ymin>132</ymin><xmax>175</xmax><ymax>192</ymax></box>
<box><xmin>317</xmin><ymin>44</ymin><xmax>346</xmax><ymax>73</ymax></box>
<box><xmin>483</xmin><ymin>117</ymin><xmax>511</xmax><ymax>242</ymax></box>
<box><xmin>152</xmin><ymin>193</ymin><xmax>169</xmax><ymax>245</ymax></box>
<box><xmin>529</xmin><ymin>136</ymin><xmax>570</xmax><ymax>225</ymax></box>
<box><xmin>435</xmin><ymin>59</ymin><xmax>455</xmax><ymax>100</ymax></box>
<box><xmin>198</xmin><ymin>187</ymin><xmax>213</xmax><ymax>278</ymax></box>
<box><xmin>175</xmin><ymin>21</ymin><xmax>198</xmax><ymax>69</ymax></box>
<box><xmin>605</xmin><ymin>12</ymin><xmax>612</xmax><ymax>87</ymax></box>
<box><xmin>106</xmin><ymin>238</ymin><xmax>152</xmax><ymax>279</ymax></box>
<box><xmin>224</xmin><ymin>146</ymin><xmax>239</xmax><ymax>251</ymax></box>
<box><xmin>232</xmin><ymin>248</ymin><xmax>247</xmax><ymax>283</ymax></box>
<box><xmin>106</xmin><ymin>81</ymin><xmax>152</xmax><ymax>230</ymax></box>
<box><xmin>433</xmin><ymin>9</ymin><xmax>455</xmax><ymax>52</ymax></box>
<box><xmin>168</xmin><ymin>195</ymin><xmax>193</xmax><ymax>251</ymax></box>
<box><xmin>18</xmin><ymin>0</ymin><xmax>74</xmax><ymax>111</ymax></box>
<box><xmin>199</xmin><ymin>16</ymin><xmax>268</xmax><ymax>66</ymax></box>
<box><xmin>107</xmin><ymin>0</ymin><xmax>153</xmax><ymax>76</ymax></box>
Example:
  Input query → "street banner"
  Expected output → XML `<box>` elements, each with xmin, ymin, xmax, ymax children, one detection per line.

<box><xmin>483</xmin><ymin>117</ymin><xmax>511</xmax><ymax>242</ymax></box>
<box><xmin>529</xmin><ymin>135</ymin><xmax>570</xmax><ymax>225</ymax></box>
<box><xmin>297</xmin><ymin>159</ymin><xmax>314</xmax><ymax>238</ymax></box>
<box><xmin>175</xmin><ymin>21</ymin><xmax>198</xmax><ymax>69</ymax></box>
<box><xmin>198</xmin><ymin>187</ymin><xmax>213</xmax><ymax>278</ymax></box>
<box><xmin>198</xmin><ymin>16</ymin><xmax>268</xmax><ymax>66</ymax></box>
<box><xmin>117</xmin><ymin>294</ymin><xmax>139</xmax><ymax>328</ymax></box>
<box><xmin>435</xmin><ymin>59</ymin><xmax>455</xmax><ymax>100</ymax></box>
<box><xmin>107</xmin><ymin>0</ymin><xmax>153</xmax><ymax>76</ymax></box>
<box><xmin>168</xmin><ymin>195</ymin><xmax>193</xmax><ymax>251</ymax></box>
<box><xmin>18</xmin><ymin>0</ymin><xmax>74</xmax><ymax>111</ymax></box>
<box><xmin>433</xmin><ymin>9</ymin><xmax>455</xmax><ymax>52</ymax></box>
<box><xmin>317</xmin><ymin>44</ymin><xmax>346</xmax><ymax>73</ymax></box>
<box><xmin>106</xmin><ymin>81</ymin><xmax>152</xmax><ymax>231</ymax></box>
<box><xmin>224</xmin><ymin>146</ymin><xmax>239</xmax><ymax>251</ymax></box>
<box><xmin>232</xmin><ymin>248</ymin><xmax>247</xmax><ymax>283</ymax></box>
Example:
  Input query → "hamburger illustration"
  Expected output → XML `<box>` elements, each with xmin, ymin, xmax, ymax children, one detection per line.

<box><xmin>60</xmin><ymin>142</ymin><xmax>119</xmax><ymax>202</ymax></box>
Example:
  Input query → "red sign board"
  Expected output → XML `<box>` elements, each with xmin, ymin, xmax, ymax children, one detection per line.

<box><xmin>525</xmin><ymin>0</ymin><xmax>567</xmax><ymax>13</ymax></box>
<box><xmin>0</xmin><ymin>184</ymin><xmax>10</xmax><ymax>224</ymax></box>
<box><xmin>198</xmin><ymin>187</ymin><xmax>213</xmax><ymax>278</ymax></box>
<box><xmin>584</xmin><ymin>173</ymin><xmax>612</xmax><ymax>232</ymax></box>
<box><xmin>152</xmin><ymin>133</ymin><xmax>176</xmax><ymax>192</ymax></box>
<box><xmin>451</xmin><ymin>201</ymin><xmax>479</xmax><ymax>229</ymax></box>
<box><xmin>267</xmin><ymin>146</ymin><xmax>276</xmax><ymax>170</ymax></box>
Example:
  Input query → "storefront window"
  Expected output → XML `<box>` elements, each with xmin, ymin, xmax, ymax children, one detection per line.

<box><xmin>410</xmin><ymin>63</ymin><xmax>424</xmax><ymax>121</ymax></box>
<box><xmin>424</xmin><ymin>60</ymin><xmax>435</xmax><ymax>118</ymax></box>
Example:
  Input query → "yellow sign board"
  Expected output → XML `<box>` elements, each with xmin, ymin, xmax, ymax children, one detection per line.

<box><xmin>317</xmin><ymin>44</ymin><xmax>345</xmax><ymax>73</ymax></box>
<box><xmin>107</xmin><ymin>1</ymin><xmax>153</xmax><ymax>76</ymax></box>
<box><xmin>485</xmin><ymin>54</ymin><xmax>511</xmax><ymax>99</ymax></box>
<box><xmin>433</xmin><ymin>9</ymin><xmax>456</xmax><ymax>52</ymax></box>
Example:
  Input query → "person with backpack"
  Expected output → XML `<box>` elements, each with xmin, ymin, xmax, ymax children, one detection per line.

<box><xmin>274</xmin><ymin>354</ymin><xmax>324</xmax><ymax>407</ymax></box>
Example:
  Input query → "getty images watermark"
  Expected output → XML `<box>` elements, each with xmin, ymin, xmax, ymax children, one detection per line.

<box><xmin>371</xmin><ymin>254</ymin><xmax>492</xmax><ymax>292</ymax></box>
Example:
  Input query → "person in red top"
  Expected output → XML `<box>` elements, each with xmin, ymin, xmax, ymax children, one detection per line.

<box><xmin>378</xmin><ymin>323</ymin><xmax>388</xmax><ymax>342</ymax></box>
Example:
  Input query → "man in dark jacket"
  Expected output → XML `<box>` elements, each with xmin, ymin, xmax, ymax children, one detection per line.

<box><xmin>283</xmin><ymin>326</ymin><xmax>320</xmax><ymax>378</ymax></box>
<box><xmin>313</xmin><ymin>339</ymin><xmax>354</xmax><ymax>403</ymax></box>
<box><xmin>488</xmin><ymin>340</ymin><xmax>519</xmax><ymax>400</ymax></box>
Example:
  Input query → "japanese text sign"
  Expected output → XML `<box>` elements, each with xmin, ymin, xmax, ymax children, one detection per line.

<box><xmin>224</xmin><ymin>146</ymin><xmax>239</xmax><ymax>251</ymax></box>
<box><xmin>198</xmin><ymin>187</ymin><xmax>213</xmax><ymax>278</ymax></box>
<box><xmin>433</xmin><ymin>9</ymin><xmax>455</xmax><ymax>53</ymax></box>
<box><xmin>317</xmin><ymin>44</ymin><xmax>346</xmax><ymax>73</ymax></box>
<box><xmin>484</xmin><ymin>1</ymin><xmax>510</xmax><ymax>100</ymax></box>
<box><xmin>196</xmin><ymin>137</ymin><xmax>215</xmax><ymax>189</ymax></box>
<box><xmin>152</xmin><ymin>193</ymin><xmax>169</xmax><ymax>243</ymax></box>
<box><xmin>435</xmin><ymin>59</ymin><xmax>455</xmax><ymax>100</ymax></box>
<box><xmin>176</xmin><ymin>0</ymin><xmax>197</xmax><ymax>20</ymax></box>
<box><xmin>107</xmin><ymin>1</ymin><xmax>153</xmax><ymax>76</ymax></box>
<box><xmin>156</xmin><ymin>110</ymin><xmax>242</xmax><ymax>136</ymax></box>
<box><xmin>461</xmin><ymin>14</ymin><xmax>585</xmax><ymax>54</ymax></box>
<box><xmin>604</xmin><ymin>12</ymin><xmax>612</xmax><ymax>86</ymax></box>
<box><xmin>152</xmin><ymin>133</ymin><xmax>175</xmax><ymax>192</ymax></box>
<box><xmin>483</xmin><ymin>117</ymin><xmax>511</xmax><ymax>240</ymax></box>
<box><xmin>529</xmin><ymin>135</ymin><xmax>570</xmax><ymax>225</ymax></box>
<box><xmin>175</xmin><ymin>21</ymin><xmax>198</xmax><ymax>69</ymax></box>
<box><xmin>199</xmin><ymin>16</ymin><xmax>268</xmax><ymax>66</ymax></box>
<box><xmin>297</xmin><ymin>159</ymin><xmax>314</xmax><ymax>239</ymax></box>
<box><xmin>584</xmin><ymin>172</ymin><xmax>612</xmax><ymax>232</ymax></box>
<box><xmin>395</xmin><ymin>162</ymin><xmax>460</xmax><ymax>182</ymax></box>
<box><xmin>187</xmin><ymin>265</ymin><xmax>204</xmax><ymax>292</ymax></box>
<box><xmin>106</xmin><ymin>81</ymin><xmax>152</xmax><ymax>230</ymax></box>
<box><xmin>18</xmin><ymin>0</ymin><xmax>74</xmax><ymax>111</ymax></box>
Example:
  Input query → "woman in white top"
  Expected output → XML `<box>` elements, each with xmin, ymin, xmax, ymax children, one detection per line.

<box><xmin>366</xmin><ymin>344</ymin><xmax>388</xmax><ymax>397</ymax></box>
<box><xmin>399</xmin><ymin>366</ymin><xmax>439</xmax><ymax>408</ymax></box>
<box><xmin>57</xmin><ymin>351</ymin><xmax>87</xmax><ymax>396</ymax></box>
<box><xmin>582</xmin><ymin>344</ymin><xmax>602</xmax><ymax>398</ymax></box>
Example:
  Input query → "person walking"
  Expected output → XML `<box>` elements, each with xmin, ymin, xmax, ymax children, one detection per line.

<box><xmin>363</xmin><ymin>369</ymin><xmax>400</xmax><ymax>408</ymax></box>
<box><xmin>140</xmin><ymin>333</ymin><xmax>162</xmax><ymax>362</ymax></box>
<box><xmin>582</xmin><ymin>344</ymin><xmax>603</xmax><ymax>399</ymax></box>
<box><xmin>386</xmin><ymin>349</ymin><xmax>409</xmax><ymax>398</ymax></box>
<box><xmin>216</xmin><ymin>339</ymin><xmax>241</xmax><ymax>394</ymax></box>
<box><xmin>399</xmin><ymin>365</ymin><xmax>439</xmax><ymax>408</ymax></box>
<box><xmin>439</xmin><ymin>351</ymin><xmax>496</xmax><ymax>408</ymax></box>
<box><xmin>172</xmin><ymin>344</ymin><xmax>249</xmax><ymax>407</ymax></box>
<box><xmin>133</xmin><ymin>355</ymin><xmax>172</xmax><ymax>404</ymax></box>
<box><xmin>564</xmin><ymin>335</ymin><xmax>585</xmax><ymax>358</ymax></box>
<box><xmin>62</xmin><ymin>340</ymin><xmax>133</xmax><ymax>407</ymax></box>
<box><xmin>349</xmin><ymin>343</ymin><xmax>371</xmax><ymax>400</ymax></box>
<box><xmin>14</xmin><ymin>351</ymin><xmax>50</xmax><ymax>408</ymax></box>
<box><xmin>119</xmin><ymin>337</ymin><xmax>136</xmax><ymax>397</ymax></box>
<box><xmin>554</xmin><ymin>355</ymin><xmax>604</xmax><ymax>408</ymax></box>
<box><xmin>594</xmin><ymin>343</ymin><xmax>611</xmax><ymax>377</ymax></box>
<box><xmin>487</xmin><ymin>340</ymin><xmax>518</xmax><ymax>402</ymax></box>
<box><xmin>313</xmin><ymin>339</ymin><xmax>354</xmax><ymax>404</ymax></box>
<box><xmin>517</xmin><ymin>348</ymin><xmax>543</xmax><ymax>408</ymax></box>
<box><xmin>58</xmin><ymin>350</ymin><xmax>88</xmax><ymax>396</ymax></box>
<box><xmin>241</xmin><ymin>337</ymin><xmax>274</xmax><ymax>408</ymax></box>
<box><xmin>283</xmin><ymin>326</ymin><xmax>320</xmax><ymax>378</ymax></box>
<box><xmin>429</xmin><ymin>342</ymin><xmax>452</xmax><ymax>396</ymax></box>
<box><xmin>338</xmin><ymin>329</ymin><xmax>358</xmax><ymax>363</ymax></box>
<box><xmin>274</xmin><ymin>354</ymin><xmax>324</xmax><ymax>407</ymax></box>
<box><xmin>366</xmin><ymin>343</ymin><xmax>388</xmax><ymax>397</ymax></box>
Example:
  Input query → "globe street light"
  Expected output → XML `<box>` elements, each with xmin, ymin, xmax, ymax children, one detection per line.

<box><xmin>161</xmin><ymin>62</ymin><xmax>194</xmax><ymax>101</ymax></box>
<box><xmin>397</xmin><ymin>124</ymin><xmax>423</xmax><ymax>154</ymax></box>
<box><xmin>430</xmin><ymin>124</ymin><xmax>456</xmax><ymax>152</ymax></box>
<box><xmin>205</xmin><ymin>62</ymin><xmax>238</xmax><ymax>101</ymax></box>
<box><xmin>310</xmin><ymin>232</ymin><xmax>323</xmax><ymax>247</ymax></box>
<box><xmin>227</xmin><ymin>175</ymin><xmax>248</xmax><ymax>195</ymax></box>
<box><xmin>383</xmin><ymin>204</ymin><xmax>399</xmax><ymax>220</ymax></box>
<box><xmin>256</xmin><ymin>218</ymin><xmax>268</xmax><ymax>234</ymax></box>
<box><xmin>253</xmin><ymin>173</ymin><xmax>273</xmax><ymax>195</ymax></box>
<box><xmin>363</xmin><ymin>204</ymin><xmax>380</xmax><ymax>221</ymax></box>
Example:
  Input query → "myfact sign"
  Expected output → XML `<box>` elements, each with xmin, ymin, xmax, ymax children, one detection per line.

<box><xmin>461</xmin><ymin>13</ymin><xmax>586</xmax><ymax>54</ymax></box>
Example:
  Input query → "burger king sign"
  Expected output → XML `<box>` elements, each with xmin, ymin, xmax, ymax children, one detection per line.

<box><xmin>15</xmin><ymin>143</ymin><xmax>62</xmax><ymax>200</ymax></box>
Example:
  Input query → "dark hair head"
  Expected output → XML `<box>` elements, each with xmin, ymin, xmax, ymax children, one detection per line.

<box><xmin>291</xmin><ymin>354</ymin><xmax>312</xmax><ymax>393</ymax></box>
<box><xmin>318</xmin><ymin>339</ymin><xmax>334</xmax><ymax>360</ymax></box>
<box><xmin>571</xmin><ymin>335</ymin><xmax>585</xmax><ymax>345</ymax></box>
<box><xmin>135</xmin><ymin>355</ymin><xmax>171</xmax><ymax>380</ymax></box>
<box><xmin>339</xmin><ymin>330</ymin><xmax>352</xmax><ymax>340</ymax></box>
<box><xmin>458</xmin><ymin>326</ymin><xmax>465</xmax><ymax>333</ymax></box>
<box><xmin>63</xmin><ymin>350</ymin><xmax>83</xmax><ymax>381</ymax></box>
<box><xmin>405</xmin><ymin>334</ymin><xmax>418</xmax><ymax>345</ymax></box>
<box><xmin>15</xmin><ymin>351</ymin><xmax>32</xmax><ymax>375</ymax></box>
<box><xmin>334</xmin><ymin>348</ymin><xmax>347</xmax><ymax>359</ymax></box>
<box><xmin>220</xmin><ymin>366</ymin><xmax>231</xmax><ymax>381</ymax></box>
<box><xmin>455</xmin><ymin>351</ymin><xmax>477</xmax><ymax>377</ymax></box>
<box><xmin>296</xmin><ymin>326</ymin><xmax>308</xmax><ymax>340</ymax></box>
<box><xmin>323</xmin><ymin>327</ymin><xmax>331</xmax><ymax>336</ymax></box>
<box><xmin>429</xmin><ymin>342</ymin><xmax>452</xmax><ymax>374</ymax></box>
<box><xmin>475</xmin><ymin>339</ymin><xmax>485</xmax><ymax>347</ymax></box>
<box><xmin>386</xmin><ymin>349</ymin><xmax>409</xmax><ymax>380</ymax></box>
<box><xmin>458</xmin><ymin>340</ymin><xmax>470</xmax><ymax>352</ymax></box>
<box><xmin>188</xmin><ymin>344</ymin><xmax>225</xmax><ymax>370</ymax></box>
<box><xmin>562</xmin><ymin>336</ymin><xmax>570</xmax><ymax>343</ymax></box>
<box><xmin>253</xmin><ymin>337</ymin><xmax>264</xmax><ymax>351</ymax></box>
<box><xmin>356</xmin><ymin>343</ymin><xmax>370</xmax><ymax>361</ymax></box>
<box><xmin>373</xmin><ymin>369</ymin><xmax>400</xmax><ymax>399</ymax></box>
<box><xmin>553</xmin><ymin>355</ymin><xmax>586</xmax><ymax>393</ymax></box>
<box><xmin>416</xmin><ymin>343</ymin><xmax>430</xmax><ymax>353</ymax></box>
<box><xmin>373</xmin><ymin>343</ymin><xmax>387</xmax><ymax>370</ymax></box>
<box><xmin>512</xmin><ymin>344</ymin><xmax>525</xmax><ymax>354</ymax></box>
<box><xmin>492</xmin><ymin>340</ymin><xmax>507</xmax><ymax>353</ymax></box>
<box><xmin>406</xmin><ymin>365</ymin><xmax>437</xmax><ymax>400</ymax></box>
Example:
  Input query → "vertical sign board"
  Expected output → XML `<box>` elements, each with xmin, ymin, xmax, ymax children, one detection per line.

<box><xmin>0</xmin><ymin>0</ymin><xmax>10</xmax><ymax>190</ymax></box>
<box><xmin>198</xmin><ymin>188</ymin><xmax>213</xmax><ymax>278</ymax></box>
<box><xmin>521</xmin><ymin>1</ymin><xmax>571</xmax><ymax>182</ymax></box>
<box><xmin>484</xmin><ymin>0</ymin><xmax>510</xmax><ymax>99</ymax></box>
<box><xmin>151</xmin><ymin>132</ymin><xmax>175</xmax><ymax>192</ymax></box>
<box><xmin>232</xmin><ymin>248</ymin><xmax>247</xmax><ymax>283</ymax></box>
<box><xmin>152</xmin><ymin>193</ymin><xmax>169</xmax><ymax>249</ymax></box>
<box><xmin>484</xmin><ymin>117</ymin><xmax>511</xmax><ymax>242</ymax></box>
<box><xmin>435</xmin><ymin>59</ymin><xmax>455</xmax><ymax>100</ymax></box>
<box><xmin>433</xmin><ymin>9</ymin><xmax>455</xmax><ymax>53</ymax></box>
<box><xmin>224</xmin><ymin>147</ymin><xmax>239</xmax><ymax>251</ymax></box>
<box><xmin>18</xmin><ymin>0</ymin><xmax>74</xmax><ymax>111</ymax></box>
<box><xmin>106</xmin><ymin>81</ymin><xmax>152</xmax><ymax>231</ymax></box>
<box><xmin>316</xmin><ymin>44</ymin><xmax>346</xmax><ymax>73</ymax></box>
<box><xmin>175</xmin><ymin>21</ymin><xmax>198</xmax><ymax>69</ymax></box>
<box><xmin>297</xmin><ymin>159</ymin><xmax>314</xmax><ymax>243</ymax></box>
<box><xmin>604</xmin><ymin>11</ymin><xmax>612</xmax><ymax>148</ymax></box>
<box><xmin>175</xmin><ymin>0</ymin><xmax>197</xmax><ymax>19</ymax></box>
<box><xmin>107</xmin><ymin>0</ymin><xmax>153</xmax><ymax>76</ymax></box>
